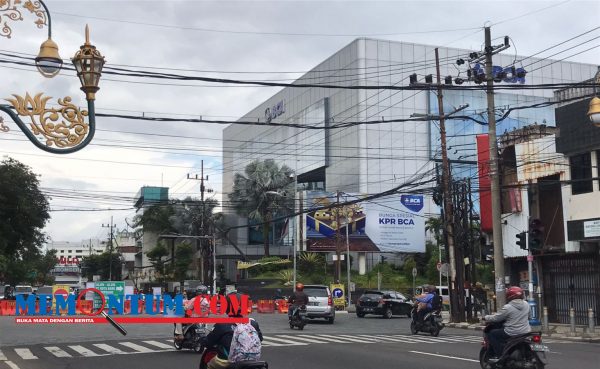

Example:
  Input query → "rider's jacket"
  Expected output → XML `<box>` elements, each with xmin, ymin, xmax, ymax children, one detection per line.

<box><xmin>484</xmin><ymin>299</ymin><xmax>531</xmax><ymax>336</ymax></box>
<box><xmin>288</xmin><ymin>291</ymin><xmax>309</xmax><ymax>307</ymax></box>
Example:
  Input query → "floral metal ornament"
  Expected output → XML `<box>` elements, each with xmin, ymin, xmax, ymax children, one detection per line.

<box><xmin>0</xmin><ymin>93</ymin><xmax>96</xmax><ymax>154</ymax></box>
<box><xmin>0</xmin><ymin>0</ymin><xmax>48</xmax><ymax>38</ymax></box>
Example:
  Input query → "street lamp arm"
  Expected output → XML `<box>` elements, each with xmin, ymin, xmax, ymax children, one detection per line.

<box><xmin>37</xmin><ymin>0</ymin><xmax>52</xmax><ymax>38</ymax></box>
<box><xmin>0</xmin><ymin>93</ymin><xmax>96</xmax><ymax>154</ymax></box>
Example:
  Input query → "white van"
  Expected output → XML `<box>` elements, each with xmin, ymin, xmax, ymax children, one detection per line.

<box><xmin>415</xmin><ymin>285</ymin><xmax>450</xmax><ymax>309</ymax></box>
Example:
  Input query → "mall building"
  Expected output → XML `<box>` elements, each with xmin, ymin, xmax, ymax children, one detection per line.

<box><xmin>221</xmin><ymin>37</ymin><xmax>598</xmax><ymax>277</ymax></box>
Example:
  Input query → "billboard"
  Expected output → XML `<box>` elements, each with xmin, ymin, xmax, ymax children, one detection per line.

<box><xmin>304</xmin><ymin>192</ymin><xmax>425</xmax><ymax>253</ymax></box>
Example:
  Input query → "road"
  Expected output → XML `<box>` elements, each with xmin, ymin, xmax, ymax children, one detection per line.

<box><xmin>1</xmin><ymin>313</ymin><xmax>598</xmax><ymax>369</ymax></box>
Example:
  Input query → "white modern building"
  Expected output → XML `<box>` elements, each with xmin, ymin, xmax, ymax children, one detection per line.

<box><xmin>221</xmin><ymin>38</ymin><xmax>599</xmax><ymax>277</ymax></box>
<box><xmin>46</xmin><ymin>239</ymin><xmax>105</xmax><ymax>285</ymax></box>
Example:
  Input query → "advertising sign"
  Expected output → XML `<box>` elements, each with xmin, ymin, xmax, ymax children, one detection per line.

<box><xmin>584</xmin><ymin>220</ymin><xmax>600</xmax><ymax>238</ymax></box>
<box><xmin>330</xmin><ymin>284</ymin><xmax>345</xmax><ymax>307</ymax></box>
<box><xmin>305</xmin><ymin>192</ymin><xmax>425</xmax><ymax>253</ymax></box>
<box><xmin>93</xmin><ymin>281</ymin><xmax>125</xmax><ymax>309</ymax></box>
<box><xmin>52</xmin><ymin>284</ymin><xmax>71</xmax><ymax>314</ymax></box>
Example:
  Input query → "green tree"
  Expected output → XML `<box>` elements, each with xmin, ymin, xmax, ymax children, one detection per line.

<box><xmin>80</xmin><ymin>252</ymin><xmax>122</xmax><ymax>281</ymax></box>
<box><xmin>0</xmin><ymin>158</ymin><xmax>50</xmax><ymax>284</ymax></box>
<box><xmin>173</xmin><ymin>242</ymin><xmax>194</xmax><ymax>282</ymax></box>
<box><xmin>229</xmin><ymin>159</ymin><xmax>294</xmax><ymax>256</ymax></box>
<box><xmin>146</xmin><ymin>242</ymin><xmax>169</xmax><ymax>282</ymax></box>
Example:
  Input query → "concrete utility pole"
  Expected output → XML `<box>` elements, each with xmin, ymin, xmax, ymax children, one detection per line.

<box><xmin>102</xmin><ymin>216</ymin><xmax>115</xmax><ymax>280</ymax></box>
<box><xmin>435</xmin><ymin>48</ymin><xmax>460</xmax><ymax>321</ymax></box>
<box><xmin>188</xmin><ymin>160</ymin><xmax>212</xmax><ymax>282</ymax></box>
<box><xmin>335</xmin><ymin>191</ymin><xmax>342</xmax><ymax>282</ymax></box>
<box><xmin>484</xmin><ymin>26</ymin><xmax>506</xmax><ymax>307</ymax></box>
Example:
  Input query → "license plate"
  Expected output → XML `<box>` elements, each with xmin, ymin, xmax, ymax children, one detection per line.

<box><xmin>532</xmin><ymin>344</ymin><xmax>549</xmax><ymax>352</ymax></box>
<box><xmin>310</xmin><ymin>302</ymin><xmax>319</xmax><ymax>306</ymax></box>
<box><xmin>363</xmin><ymin>308</ymin><xmax>372</xmax><ymax>312</ymax></box>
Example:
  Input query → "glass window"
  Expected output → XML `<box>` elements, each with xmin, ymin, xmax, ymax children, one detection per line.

<box><xmin>68</xmin><ymin>250</ymin><xmax>72</xmax><ymax>253</ymax></box>
<box><xmin>570</xmin><ymin>152</ymin><xmax>593</xmax><ymax>195</ymax></box>
<box><xmin>597</xmin><ymin>151</ymin><xmax>600</xmax><ymax>189</ymax></box>
<box><xmin>76</xmin><ymin>250</ymin><xmax>82</xmax><ymax>253</ymax></box>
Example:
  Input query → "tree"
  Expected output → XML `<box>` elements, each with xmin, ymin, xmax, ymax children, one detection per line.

<box><xmin>229</xmin><ymin>159</ymin><xmax>294</xmax><ymax>256</ymax></box>
<box><xmin>80</xmin><ymin>252</ymin><xmax>122</xmax><ymax>281</ymax></box>
<box><xmin>0</xmin><ymin>158</ymin><xmax>50</xmax><ymax>279</ymax></box>
<box><xmin>173</xmin><ymin>242</ymin><xmax>194</xmax><ymax>283</ymax></box>
<box><xmin>146</xmin><ymin>242</ymin><xmax>169</xmax><ymax>283</ymax></box>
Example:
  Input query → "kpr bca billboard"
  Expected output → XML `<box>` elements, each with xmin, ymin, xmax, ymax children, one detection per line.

<box><xmin>305</xmin><ymin>192</ymin><xmax>425</xmax><ymax>253</ymax></box>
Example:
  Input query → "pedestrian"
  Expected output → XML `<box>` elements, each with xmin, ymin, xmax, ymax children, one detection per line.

<box><xmin>474</xmin><ymin>282</ymin><xmax>488</xmax><ymax>317</ymax></box>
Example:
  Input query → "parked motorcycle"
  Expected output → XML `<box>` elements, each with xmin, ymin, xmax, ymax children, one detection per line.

<box><xmin>174</xmin><ymin>323</ymin><xmax>208</xmax><ymax>352</ymax></box>
<box><xmin>409</xmin><ymin>305</ymin><xmax>444</xmax><ymax>336</ymax></box>
<box><xmin>479</xmin><ymin>322</ymin><xmax>548</xmax><ymax>369</ymax></box>
<box><xmin>199</xmin><ymin>346</ymin><xmax>268</xmax><ymax>369</ymax></box>
<box><xmin>289</xmin><ymin>305</ymin><xmax>307</xmax><ymax>330</ymax></box>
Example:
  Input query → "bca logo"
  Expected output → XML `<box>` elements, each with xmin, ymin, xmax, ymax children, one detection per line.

<box><xmin>401</xmin><ymin>195</ymin><xmax>424</xmax><ymax>213</ymax></box>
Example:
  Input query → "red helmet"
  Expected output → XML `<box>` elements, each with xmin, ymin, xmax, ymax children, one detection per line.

<box><xmin>295</xmin><ymin>283</ymin><xmax>304</xmax><ymax>291</ymax></box>
<box><xmin>506</xmin><ymin>286</ymin><xmax>524</xmax><ymax>301</ymax></box>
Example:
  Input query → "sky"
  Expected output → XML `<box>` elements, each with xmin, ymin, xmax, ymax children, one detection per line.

<box><xmin>1</xmin><ymin>0</ymin><xmax>599</xmax><ymax>244</ymax></box>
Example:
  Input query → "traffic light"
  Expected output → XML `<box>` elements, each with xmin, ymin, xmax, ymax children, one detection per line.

<box><xmin>528</xmin><ymin>218</ymin><xmax>544</xmax><ymax>251</ymax></box>
<box><xmin>409</xmin><ymin>73</ymin><xmax>418</xmax><ymax>85</ymax></box>
<box><xmin>516</xmin><ymin>231</ymin><xmax>527</xmax><ymax>250</ymax></box>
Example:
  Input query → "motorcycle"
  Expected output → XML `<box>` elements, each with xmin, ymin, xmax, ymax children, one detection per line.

<box><xmin>174</xmin><ymin>323</ymin><xmax>208</xmax><ymax>352</ymax></box>
<box><xmin>199</xmin><ymin>346</ymin><xmax>268</xmax><ymax>369</ymax></box>
<box><xmin>479</xmin><ymin>322</ymin><xmax>548</xmax><ymax>369</ymax></box>
<box><xmin>409</xmin><ymin>305</ymin><xmax>444</xmax><ymax>336</ymax></box>
<box><xmin>289</xmin><ymin>305</ymin><xmax>307</xmax><ymax>330</ymax></box>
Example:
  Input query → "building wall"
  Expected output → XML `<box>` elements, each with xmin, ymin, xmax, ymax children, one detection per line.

<box><xmin>223</xmin><ymin>38</ymin><xmax>599</xmax><ymax>259</ymax></box>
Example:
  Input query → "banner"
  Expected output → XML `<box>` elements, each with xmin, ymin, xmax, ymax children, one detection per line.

<box><xmin>236</xmin><ymin>259</ymin><xmax>291</xmax><ymax>270</ymax></box>
<box><xmin>305</xmin><ymin>192</ymin><xmax>425</xmax><ymax>253</ymax></box>
<box><xmin>51</xmin><ymin>284</ymin><xmax>71</xmax><ymax>315</ymax></box>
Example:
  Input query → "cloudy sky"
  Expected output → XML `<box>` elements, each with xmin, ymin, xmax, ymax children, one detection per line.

<box><xmin>1</xmin><ymin>0</ymin><xmax>598</xmax><ymax>244</ymax></box>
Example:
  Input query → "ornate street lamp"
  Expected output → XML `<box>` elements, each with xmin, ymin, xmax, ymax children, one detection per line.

<box><xmin>0</xmin><ymin>9</ymin><xmax>104</xmax><ymax>153</ymax></box>
<box><xmin>588</xmin><ymin>97</ymin><xmax>600</xmax><ymax>127</ymax></box>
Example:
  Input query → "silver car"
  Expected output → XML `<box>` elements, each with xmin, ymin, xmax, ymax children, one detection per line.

<box><xmin>303</xmin><ymin>285</ymin><xmax>335</xmax><ymax>324</ymax></box>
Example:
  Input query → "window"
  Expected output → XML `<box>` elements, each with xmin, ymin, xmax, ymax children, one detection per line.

<box><xmin>76</xmin><ymin>250</ymin><xmax>82</xmax><ymax>253</ymax></box>
<box><xmin>570</xmin><ymin>152</ymin><xmax>593</xmax><ymax>195</ymax></box>
<box><xmin>597</xmin><ymin>151</ymin><xmax>600</xmax><ymax>188</ymax></box>
<box><xmin>68</xmin><ymin>250</ymin><xmax>72</xmax><ymax>253</ymax></box>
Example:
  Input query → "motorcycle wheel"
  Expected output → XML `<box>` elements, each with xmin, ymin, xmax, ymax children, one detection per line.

<box><xmin>174</xmin><ymin>339</ymin><xmax>183</xmax><ymax>350</ymax></box>
<box><xmin>383</xmin><ymin>308</ymin><xmax>393</xmax><ymax>319</ymax></box>
<box><xmin>478</xmin><ymin>347</ymin><xmax>494</xmax><ymax>369</ymax></box>
<box><xmin>430</xmin><ymin>325</ymin><xmax>440</xmax><ymax>337</ymax></box>
<box><xmin>410</xmin><ymin>321</ymin><xmax>418</xmax><ymax>335</ymax></box>
<box><xmin>289</xmin><ymin>322</ymin><xmax>294</xmax><ymax>329</ymax></box>
<box><xmin>193</xmin><ymin>343</ymin><xmax>203</xmax><ymax>353</ymax></box>
<box><xmin>298</xmin><ymin>324</ymin><xmax>304</xmax><ymax>330</ymax></box>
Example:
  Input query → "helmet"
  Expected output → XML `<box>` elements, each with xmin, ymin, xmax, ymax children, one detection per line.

<box><xmin>196</xmin><ymin>285</ymin><xmax>208</xmax><ymax>295</ymax></box>
<box><xmin>295</xmin><ymin>282</ymin><xmax>304</xmax><ymax>291</ymax></box>
<box><xmin>506</xmin><ymin>286</ymin><xmax>524</xmax><ymax>302</ymax></box>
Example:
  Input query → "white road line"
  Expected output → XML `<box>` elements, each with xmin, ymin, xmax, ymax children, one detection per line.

<box><xmin>119</xmin><ymin>342</ymin><xmax>156</xmax><ymax>353</ymax></box>
<box><xmin>288</xmin><ymin>336</ymin><xmax>333</xmax><ymax>344</ymax></box>
<box><xmin>369</xmin><ymin>335</ymin><xmax>421</xmax><ymax>343</ymax></box>
<box><xmin>143</xmin><ymin>341</ymin><xmax>174</xmax><ymax>350</ymax></box>
<box><xmin>262</xmin><ymin>337</ymin><xmax>307</xmax><ymax>346</ymax></box>
<box><xmin>14</xmin><ymin>349</ymin><xmax>37</xmax><ymax>360</ymax></box>
<box><xmin>4</xmin><ymin>361</ymin><xmax>20</xmax><ymax>369</ymax></box>
<box><xmin>93</xmin><ymin>344</ymin><xmax>127</xmax><ymax>355</ymax></box>
<box><xmin>336</xmin><ymin>335</ymin><xmax>380</xmax><ymax>343</ymax></box>
<box><xmin>68</xmin><ymin>345</ymin><xmax>101</xmax><ymax>357</ymax></box>
<box><xmin>44</xmin><ymin>347</ymin><xmax>72</xmax><ymax>358</ymax></box>
<box><xmin>302</xmin><ymin>335</ymin><xmax>350</xmax><ymax>343</ymax></box>
<box><xmin>0</xmin><ymin>350</ymin><xmax>6</xmax><ymax>361</ymax></box>
<box><xmin>395</xmin><ymin>335</ymin><xmax>447</xmax><ymax>343</ymax></box>
<box><xmin>409</xmin><ymin>350</ymin><xmax>479</xmax><ymax>362</ymax></box>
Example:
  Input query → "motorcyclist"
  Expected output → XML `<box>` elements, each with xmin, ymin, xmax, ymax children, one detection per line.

<box><xmin>415</xmin><ymin>285</ymin><xmax>436</xmax><ymax>324</ymax></box>
<box><xmin>483</xmin><ymin>286</ymin><xmax>531</xmax><ymax>360</ymax></box>
<box><xmin>201</xmin><ymin>293</ymin><xmax>263</xmax><ymax>369</ymax></box>
<box><xmin>287</xmin><ymin>282</ymin><xmax>309</xmax><ymax>320</ymax></box>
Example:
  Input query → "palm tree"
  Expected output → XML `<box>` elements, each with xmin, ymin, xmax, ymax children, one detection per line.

<box><xmin>229</xmin><ymin>159</ymin><xmax>294</xmax><ymax>256</ymax></box>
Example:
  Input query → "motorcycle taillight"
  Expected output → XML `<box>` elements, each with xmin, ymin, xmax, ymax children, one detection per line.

<box><xmin>532</xmin><ymin>335</ymin><xmax>542</xmax><ymax>343</ymax></box>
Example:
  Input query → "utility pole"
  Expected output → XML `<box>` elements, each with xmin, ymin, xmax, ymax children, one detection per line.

<box><xmin>435</xmin><ymin>48</ymin><xmax>460</xmax><ymax>322</ymax></box>
<box><xmin>484</xmin><ymin>26</ymin><xmax>506</xmax><ymax>307</ymax></box>
<box><xmin>188</xmin><ymin>160</ymin><xmax>213</xmax><ymax>283</ymax></box>
<box><xmin>102</xmin><ymin>216</ymin><xmax>115</xmax><ymax>281</ymax></box>
<box><xmin>335</xmin><ymin>191</ymin><xmax>342</xmax><ymax>283</ymax></box>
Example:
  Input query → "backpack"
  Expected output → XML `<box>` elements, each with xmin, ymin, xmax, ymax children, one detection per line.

<box><xmin>431</xmin><ymin>294</ymin><xmax>443</xmax><ymax>311</ymax></box>
<box><xmin>228</xmin><ymin>320</ymin><xmax>261</xmax><ymax>363</ymax></box>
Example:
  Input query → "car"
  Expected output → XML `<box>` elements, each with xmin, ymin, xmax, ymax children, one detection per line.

<box><xmin>14</xmin><ymin>285</ymin><xmax>33</xmax><ymax>300</ymax></box>
<box><xmin>35</xmin><ymin>286</ymin><xmax>53</xmax><ymax>301</ymax></box>
<box><xmin>303</xmin><ymin>284</ymin><xmax>335</xmax><ymax>324</ymax></box>
<box><xmin>356</xmin><ymin>290</ymin><xmax>413</xmax><ymax>319</ymax></box>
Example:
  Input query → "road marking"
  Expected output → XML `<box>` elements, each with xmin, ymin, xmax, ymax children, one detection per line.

<box><xmin>143</xmin><ymin>340</ymin><xmax>174</xmax><ymax>350</ymax></box>
<box><xmin>4</xmin><ymin>361</ymin><xmax>20</xmax><ymax>369</ymax></box>
<box><xmin>0</xmin><ymin>350</ymin><xmax>6</xmax><ymax>360</ymax></box>
<box><xmin>288</xmin><ymin>336</ymin><xmax>333</xmax><ymax>344</ymax></box>
<box><xmin>14</xmin><ymin>349</ymin><xmax>37</xmax><ymax>360</ymax></box>
<box><xmin>302</xmin><ymin>335</ymin><xmax>350</xmax><ymax>343</ymax></box>
<box><xmin>369</xmin><ymin>335</ymin><xmax>422</xmax><ymax>343</ymax></box>
<box><xmin>337</xmin><ymin>334</ymin><xmax>381</xmax><ymax>343</ymax></box>
<box><xmin>397</xmin><ymin>335</ymin><xmax>447</xmax><ymax>343</ymax></box>
<box><xmin>68</xmin><ymin>345</ymin><xmax>101</xmax><ymax>357</ymax></box>
<box><xmin>261</xmin><ymin>337</ymin><xmax>307</xmax><ymax>346</ymax></box>
<box><xmin>119</xmin><ymin>342</ymin><xmax>155</xmax><ymax>353</ymax></box>
<box><xmin>44</xmin><ymin>347</ymin><xmax>72</xmax><ymax>358</ymax></box>
<box><xmin>409</xmin><ymin>351</ymin><xmax>479</xmax><ymax>362</ymax></box>
<box><xmin>93</xmin><ymin>344</ymin><xmax>127</xmax><ymax>355</ymax></box>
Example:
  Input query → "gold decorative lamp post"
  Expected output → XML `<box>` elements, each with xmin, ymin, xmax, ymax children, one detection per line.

<box><xmin>0</xmin><ymin>1</ymin><xmax>104</xmax><ymax>154</ymax></box>
<box><xmin>588</xmin><ymin>96</ymin><xmax>600</xmax><ymax>127</ymax></box>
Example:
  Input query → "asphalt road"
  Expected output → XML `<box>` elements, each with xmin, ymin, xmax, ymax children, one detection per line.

<box><xmin>1</xmin><ymin>313</ymin><xmax>598</xmax><ymax>369</ymax></box>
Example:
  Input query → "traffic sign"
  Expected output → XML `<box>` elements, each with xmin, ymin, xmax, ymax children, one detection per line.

<box><xmin>412</xmin><ymin>267</ymin><xmax>417</xmax><ymax>278</ymax></box>
<box><xmin>330</xmin><ymin>284</ymin><xmax>345</xmax><ymax>307</ymax></box>
<box><xmin>93</xmin><ymin>281</ymin><xmax>125</xmax><ymax>309</ymax></box>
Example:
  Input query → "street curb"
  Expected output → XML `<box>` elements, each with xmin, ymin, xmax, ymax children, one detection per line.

<box><xmin>444</xmin><ymin>323</ymin><xmax>600</xmax><ymax>342</ymax></box>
